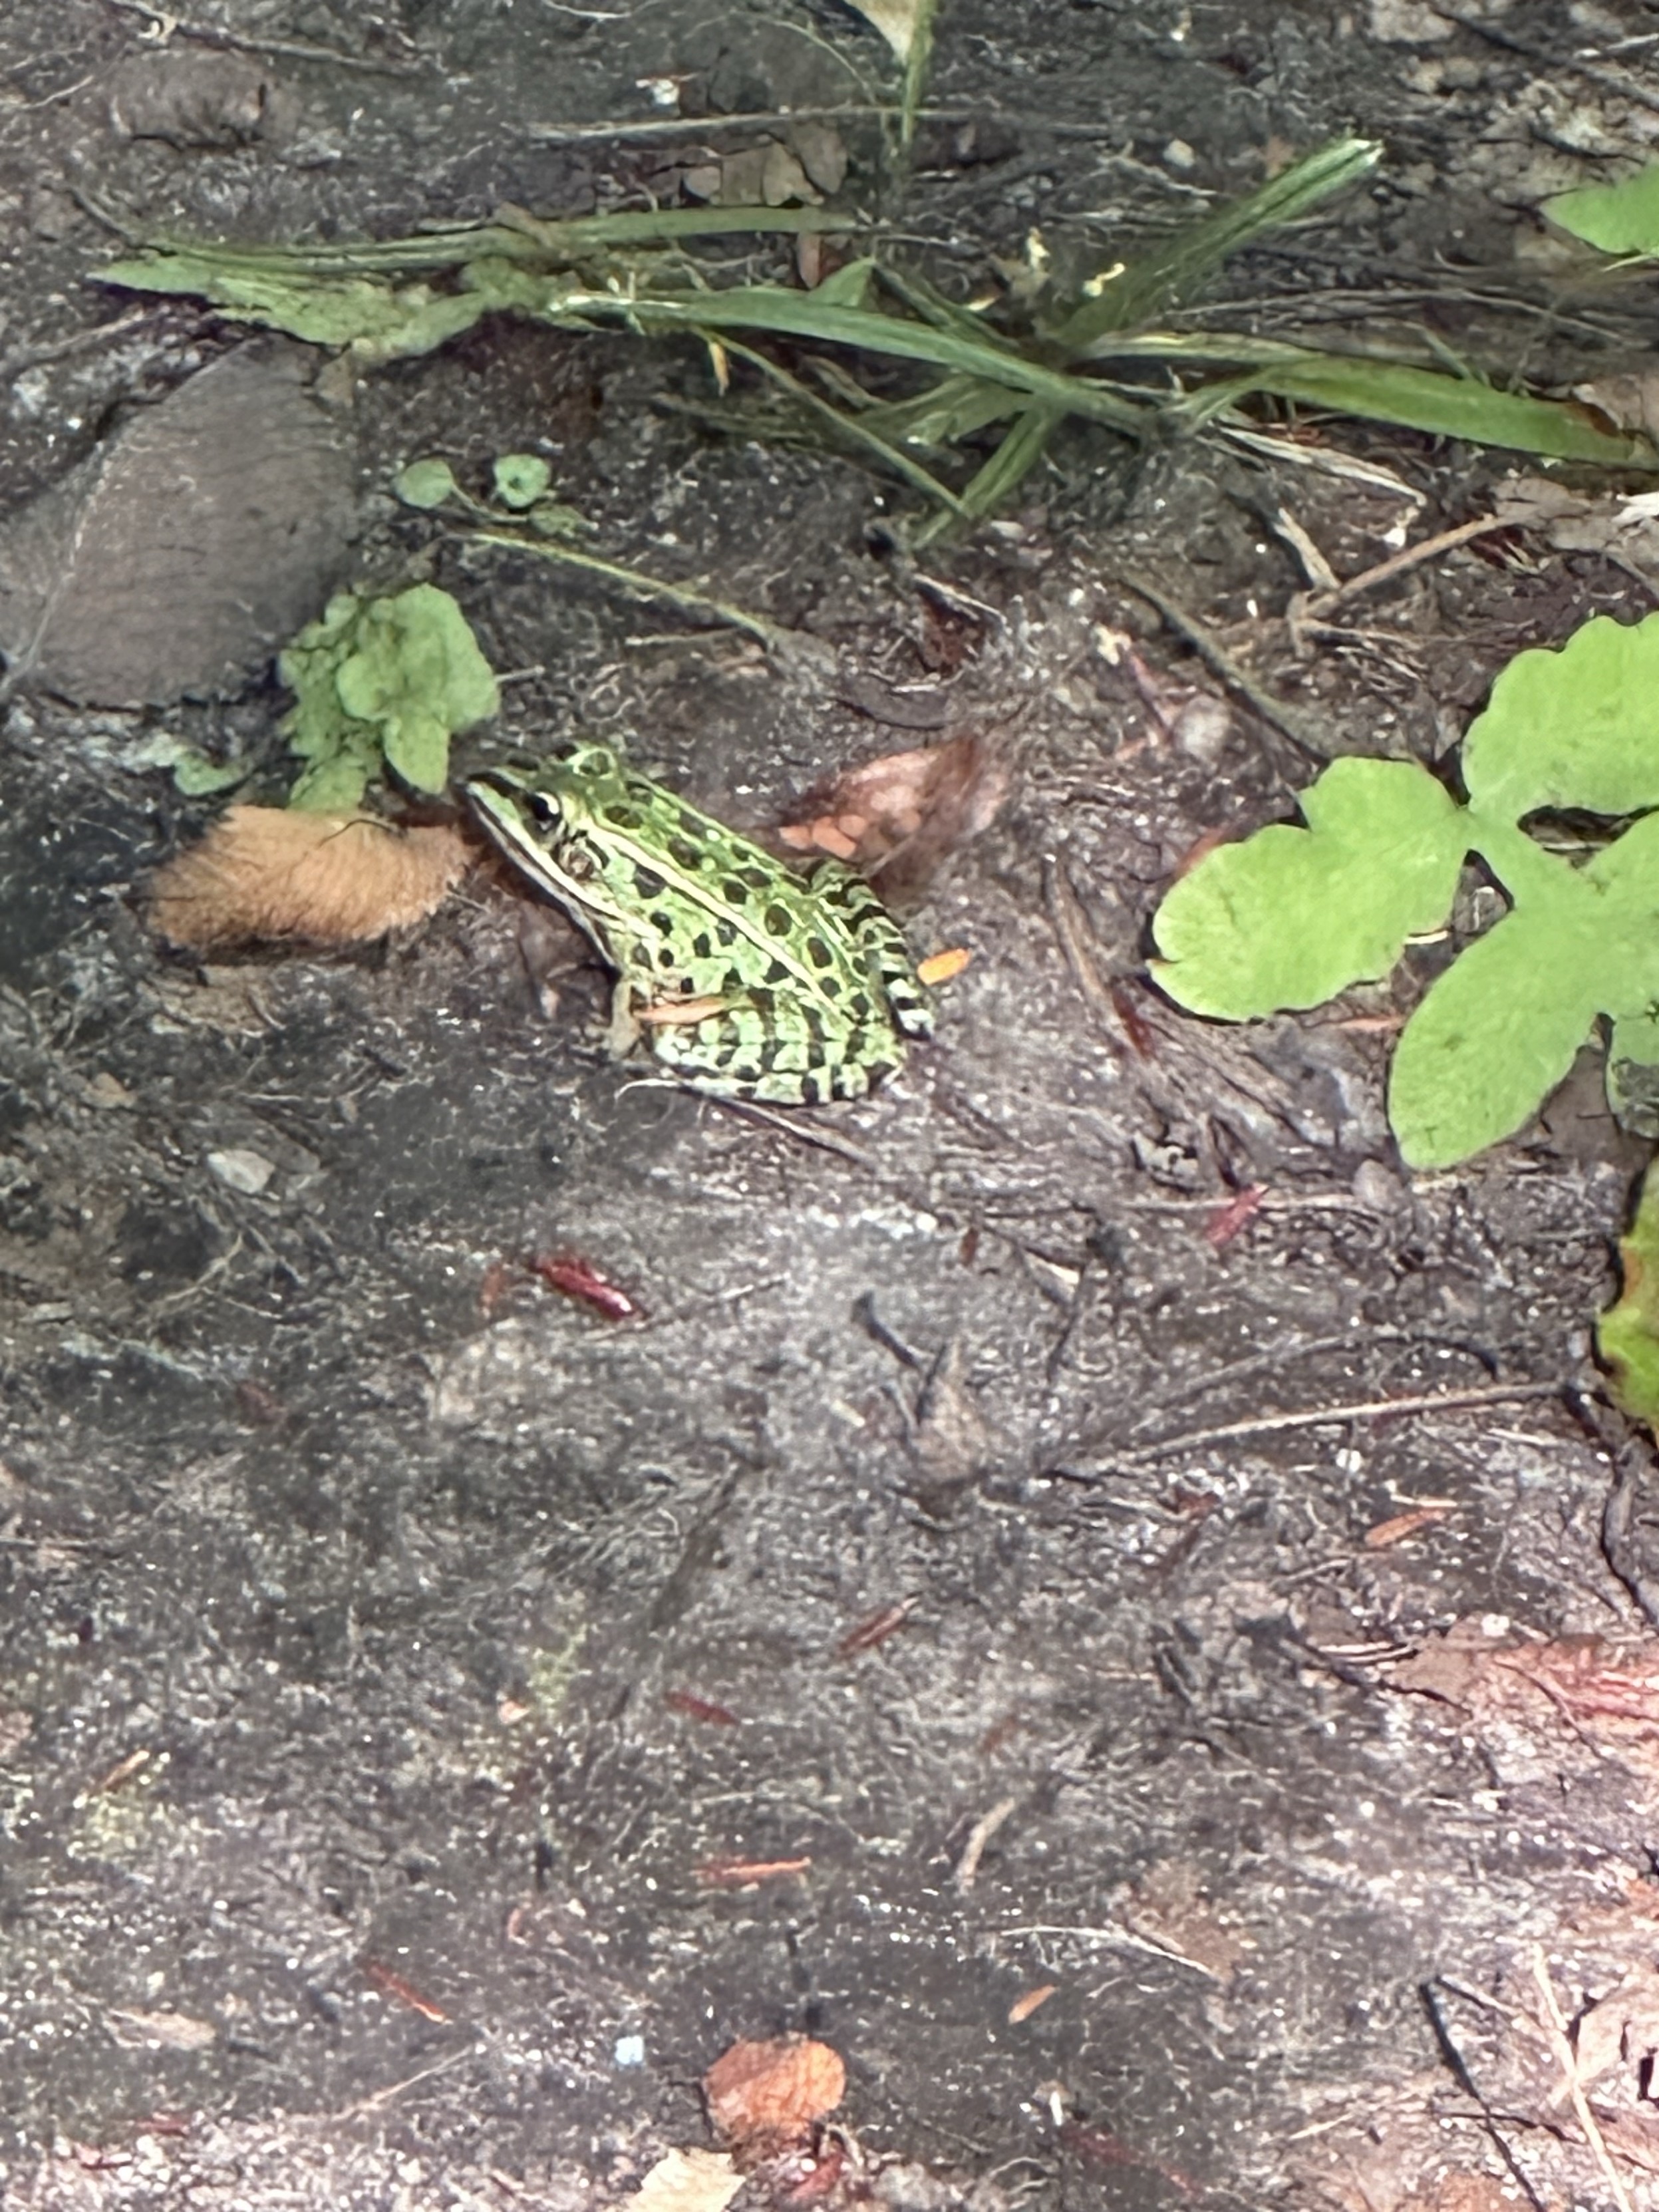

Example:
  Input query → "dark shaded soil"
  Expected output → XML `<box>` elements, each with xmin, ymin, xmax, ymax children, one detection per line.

<box><xmin>5</xmin><ymin>3</ymin><xmax>1659</xmax><ymax>2208</ymax></box>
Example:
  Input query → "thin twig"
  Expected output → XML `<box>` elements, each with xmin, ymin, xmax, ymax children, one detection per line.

<box><xmin>1058</xmin><ymin>1378</ymin><xmax>1563</xmax><ymax>1476</ymax></box>
<box><xmin>102</xmin><ymin>0</ymin><xmax>426</xmax><ymax>73</ymax></box>
<box><xmin>1530</xmin><ymin>1945</ymin><xmax>1636</xmax><ymax>2212</ymax></box>
<box><xmin>1041</xmin><ymin>855</ymin><xmax>1111</xmax><ymax>1010</ymax></box>
<box><xmin>0</xmin><ymin>307</ymin><xmax>158</xmax><ymax>387</ymax></box>
<box><xmin>468</xmin><ymin>530</ymin><xmax>831</xmax><ymax>668</ymax></box>
<box><xmin>999</xmin><ymin>1923</ymin><xmax>1226</xmax><ymax>1977</ymax></box>
<box><xmin>526</xmin><ymin>104</ymin><xmax>1160</xmax><ymax>144</ymax></box>
<box><xmin>334</xmin><ymin>2045</ymin><xmax>476</xmax><ymax>2119</ymax></box>
<box><xmin>954</xmin><ymin>1796</ymin><xmax>1018</xmax><ymax>1892</ymax></box>
<box><xmin>1110</xmin><ymin>567</ymin><xmax>1335</xmax><ymax>762</ymax></box>
<box><xmin>1300</xmin><ymin>514</ymin><xmax>1510</xmax><ymax>621</ymax></box>
<box><xmin>1129</xmin><ymin>1326</ymin><xmax>1500</xmax><ymax>1428</ymax></box>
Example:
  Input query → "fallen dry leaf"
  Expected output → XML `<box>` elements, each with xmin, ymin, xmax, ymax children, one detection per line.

<box><xmin>627</xmin><ymin>2148</ymin><xmax>743</xmax><ymax>2212</ymax></box>
<box><xmin>778</xmin><ymin>736</ymin><xmax>1006</xmax><ymax>899</ymax></box>
<box><xmin>151</xmin><ymin>806</ymin><xmax>470</xmax><ymax>947</ymax></box>
<box><xmin>702</xmin><ymin>2036</ymin><xmax>846</xmax><ymax>2147</ymax></box>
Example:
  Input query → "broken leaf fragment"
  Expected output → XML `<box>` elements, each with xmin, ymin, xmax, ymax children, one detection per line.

<box><xmin>150</xmin><ymin>806</ymin><xmax>470</xmax><ymax>947</ymax></box>
<box><xmin>1599</xmin><ymin>1156</ymin><xmax>1659</xmax><ymax>1435</ymax></box>
<box><xmin>1545</xmin><ymin>161</ymin><xmax>1659</xmax><ymax>258</ymax></box>
<box><xmin>702</xmin><ymin>2036</ymin><xmax>846</xmax><ymax>2146</ymax></box>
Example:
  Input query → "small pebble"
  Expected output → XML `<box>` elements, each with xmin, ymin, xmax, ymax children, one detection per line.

<box><xmin>207</xmin><ymin>1148</ymin><xmax>275</xmax><ymax>1195</ymax></box>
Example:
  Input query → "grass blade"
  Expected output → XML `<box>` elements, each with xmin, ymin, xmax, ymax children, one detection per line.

<box><xmin>1157</xmin><ymin>339</ymin><xmax>1659</xmax><ymax>467</ymax></box>
<box><xmin>564</xmin><ymin>284</ymin><xmax>1150</xmax><ymax>433</ymax></box>
<box><xmin>700</xmin><ymin>331</ymin><xmax>970</xmax><ymax>513</ymax></box>
<box><xmin>1050</xmin><ymin>136</ymin><xmax>1382</xmax><ymax>349</ymax></box>
<box><xmin>913</xmin><ymin>400</ymin><xmax>1064</xmax><ymax>546</ymax></box>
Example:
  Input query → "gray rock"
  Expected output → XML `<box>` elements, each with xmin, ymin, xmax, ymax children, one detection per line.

<box><xmin>0</xmin><ymin>339</ymin><xmax>357</xmax><ymax>707</ymax></box>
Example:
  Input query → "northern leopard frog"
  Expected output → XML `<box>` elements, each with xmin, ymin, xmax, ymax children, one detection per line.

<box><xmin>466</xmin><ymin>742</ymin><xmax>931</xmax><ymax>1104</ymax></box>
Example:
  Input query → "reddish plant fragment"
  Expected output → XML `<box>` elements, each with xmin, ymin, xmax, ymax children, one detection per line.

<box><xmin>1109</xmin><ymin>983</ymin><xmax>1157</xmax><ymax>1058</ymax></box>
<box><xmin>1205</xmin><ymin>1185</ymin><xmax>1264</xmax><ymax>1249</ymax></box>
<box><xmin>1008</xmin><ymin>1984</ymin><xmax>1057</xmax><ymax>2023</ymax></box>
<box><xmin>696</xmin><ymin>1855</ymin><xmax>812</xmax><ymax>1888</ymax></box>
<box><xmin>667</xmin><ymin>1688</ymin><xmax>741</xmax><ymax>1726</ymax></box>
<box><xmin>361</xmin><ymin>1958</ymin><xmax>450</xmax><ymax>2022</ymax></box>
<box><xmin>1060</xmin><ymin>2122</ymin><xmax>1196</xmax><ymax>2197</ymax></box>
<box><xmin>94</xmin><ymin>1748</ymin><xmax>152</xmax><ymax>1794</ymax></box>
<box><xmin>1364</xmin><ymin>1505</ymin><xmax>1453</xmax><ymax>1549</ymax></box>
<box><xmin>232</xmin><ymin>1379</ymin><xmax>288</xmax><ymax>1426</ymax></box>
<box><xmin>528</xmin><ymin>1252</ymin><xmax>640</xmax><ymax>1322</ymax></box>
<box><xmin>704</xmin><ymin>2036</ymin><xmax>846</xmax><ymax>2147</ymax></box>
<box><xmin>836</xmin><ymin>1597</ymin><xmax>917</xmax><ymax>1659</ymax></box>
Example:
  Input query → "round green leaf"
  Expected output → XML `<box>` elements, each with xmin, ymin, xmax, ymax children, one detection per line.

<box><xmin>492</xmin><ymin>452</ymin><xmax>552</xmax><ymax>510</ymax></box>
<box><xmin>395</xmin><ymin>456</ymin><xmax>458</xmax><ymax>509</ymax></box>
<box><xmin>1388</xmin><ymin>912</ymin><xmax>1601</xmax><ymax>1168</ymax></box>
<box><xmin>1461</xmin><ymin>611</ymin><xmax>1659</xmax><ymax>821</ymax></box>
<box><xmin>1151</xmin><ymin>757</ymin><xmax>1466</xmax><ymax>1019</ymax></box>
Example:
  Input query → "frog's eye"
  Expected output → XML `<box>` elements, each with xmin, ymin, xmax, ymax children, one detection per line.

<box><xmin>523</xmin><ymin>790</ymin><xmax>561</xmax><ymax>829</ymax></box>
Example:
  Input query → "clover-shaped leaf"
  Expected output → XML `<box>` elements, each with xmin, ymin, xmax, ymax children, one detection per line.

<box><xmin>279</xmin><ymin>584</ymin><xmax>498</xmax><ymax>806</ymax></box>
<box><xmin>1462</xmin><ymin>612</ymin><xmax>1659</xmax><ymax>822</ymax></box>
<box><xmin>1152</xmin><ymin>757</ymin><xmax>1466</xmax><ymax>1018</ymax></box>
<box><xmin>1149</xmin><ymin>610</ymin><xmax>1659</xmax><ymax>1168</ymax></box>
<box><xmin>1387</xmin><ymin>911</ymin><xmax>1602</xmax><ymax>1167</ymax></box>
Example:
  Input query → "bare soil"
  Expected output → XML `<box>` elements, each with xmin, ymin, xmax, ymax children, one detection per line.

<box><xmin>4</xmin><ymin>3</ymin><xmax>1659</xmax><ymax>2208</ymax></box>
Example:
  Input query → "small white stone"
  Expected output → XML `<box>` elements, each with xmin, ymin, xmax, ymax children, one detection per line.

<box><xmin>614</xmin><ymin>2033</ymin><xmax>646</xmax><ymax>2067</ymax></box>
<box><xmin>1163</xmin><ymin>138</ymin><xmax>1197</xmax><ymax>172</ymax></box>
<box><xmin>207</xmin><ymin>1148</ymin><xmax>275</xmax><ymax>1195</ymax></box>
<box><xmin>1173</xmin><ymin>694</ymin><xmax>1231</xmax><ymax>766</ymax></box>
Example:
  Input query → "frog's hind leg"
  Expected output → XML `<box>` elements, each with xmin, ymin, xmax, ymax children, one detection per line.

<box><xmin>812</xmin><ymin>862</ymin><xmax>933</xmax><ymax>1040</ymax></box>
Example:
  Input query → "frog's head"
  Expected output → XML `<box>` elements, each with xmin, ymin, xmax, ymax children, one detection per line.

<box><xmin>464</xmin><ymin>745</ymin><xmax>635</xmax><ymax>924</ymax></box>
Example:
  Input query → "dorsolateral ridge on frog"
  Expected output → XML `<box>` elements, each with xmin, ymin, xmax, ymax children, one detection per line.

<box><xmin>465</xmin><ymin>742</ymin><xmax>931</xmax><ymax>1106</ymax></box>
